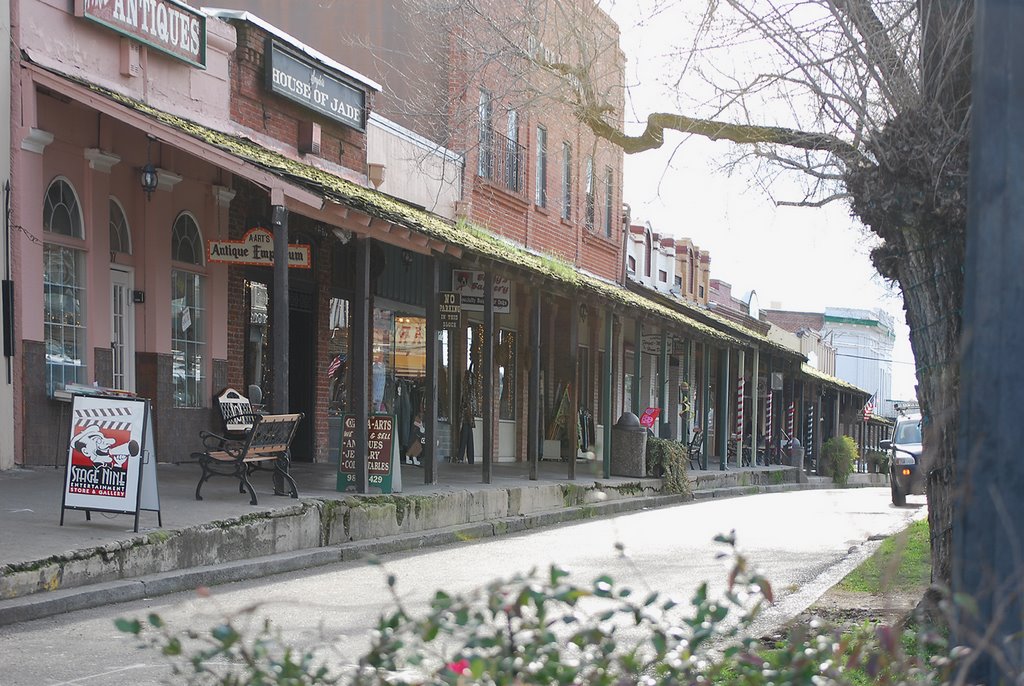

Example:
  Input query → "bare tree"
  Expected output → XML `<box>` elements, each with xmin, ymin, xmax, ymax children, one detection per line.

<box><xmin>413</xmin><ymin>0</ymin><xmax>971</xmax><ymax>590</ymax></box>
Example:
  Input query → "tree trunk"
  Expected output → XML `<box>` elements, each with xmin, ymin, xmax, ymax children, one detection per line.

<box><xmin>892</xmin><ymin>224</ymin><xmax>963</xmax><ymax>587</ymax></box>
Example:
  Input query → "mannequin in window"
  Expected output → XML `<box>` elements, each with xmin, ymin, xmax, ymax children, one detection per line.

<box><xmin>458</xmin><ymin>395</ymin><xmax>473</xmax><ymax>464</ymax></box>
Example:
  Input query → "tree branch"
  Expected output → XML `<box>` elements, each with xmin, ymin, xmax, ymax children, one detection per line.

<box><xmin>577</xmin><ymin>108</ymin><xmax>867</xmax><ymax>167</ymax></box>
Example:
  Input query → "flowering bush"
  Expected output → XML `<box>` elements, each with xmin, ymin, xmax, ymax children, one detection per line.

<box><xmin>117</xmin><ymin>533</ymin><xmax>963</xmax><ymax>685</ymax></box>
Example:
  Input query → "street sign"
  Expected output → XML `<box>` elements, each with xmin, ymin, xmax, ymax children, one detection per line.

<box><xmin>439</xmin><ymin>291</ymin><xmax>461</xmax><ymax>330</ymax></box>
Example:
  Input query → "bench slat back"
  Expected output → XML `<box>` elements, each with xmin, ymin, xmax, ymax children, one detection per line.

<box><xmin>218</xmin><ymin>388</ymin><xmax>255</xmax><ymax>433</ymax></box>
<box><xmin>241</xmin><ymin>413</ymin><xmax>304</xmax><ymax>458</ymax></box>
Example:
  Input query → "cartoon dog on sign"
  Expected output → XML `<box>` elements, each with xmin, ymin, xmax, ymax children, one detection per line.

<box><xmin>72</xmin><ymin>425</ymin><xmax>140</xmax><ymax>469</ymax></box>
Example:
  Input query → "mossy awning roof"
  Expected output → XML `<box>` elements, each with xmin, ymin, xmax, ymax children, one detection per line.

<box><xmin>82</xmin><ymin>78</ymin><xmax>739</xmax><ymax>345</ymax></box>
<box><xmin>800</xmin><ymin>363</ymin><xmax>869</xmax><ymax>396</ymax></box>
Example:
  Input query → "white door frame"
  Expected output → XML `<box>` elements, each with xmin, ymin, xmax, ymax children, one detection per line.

<box><xmin>110</xmin><ymin>266</ymin><xmax>136</xmax><ymax>392</ymax></box>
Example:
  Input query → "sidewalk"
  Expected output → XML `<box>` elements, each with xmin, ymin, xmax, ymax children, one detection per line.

<box><xmin>0</xmin><ymin>458</ymin><xmax>865</xmax><ymax>625</ymax></box>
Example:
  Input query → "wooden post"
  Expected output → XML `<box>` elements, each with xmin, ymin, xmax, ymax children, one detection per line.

<box><xmin>659</xmin><ymin>328</ymin><xmax>670</xmax><ymax>438</ymax></box>
<box><xmin>271</xmin><ymin>204</ymin><xmax>289</xmax><ymax>413</ymax></box>
<box><xmin>527</xmin><ymin>290</ymin><xmax>541</xmax><ymax>480</ymax></box>
<box><xmin>633</xmin><ymin>319</ymin><xmax>642</xmax><ymax>416</ymax></box>
<box><xmin>718</xmin><ymin>347</ymin><xmax>729</xmax><ymax>471</ymax></box>
<box><xmin>751</xmin><ymin>347</ymin><xmax>760</xmax><ymax>465</ymax></box>
<box><xmin>602</xmin><ymin>308</ymin><xmax>613</xmax><ymax>479</ymax></box>
<box><xmin>702</xmin><ymin>342</ymin><xmax>711</xmax><ymax>470</ymax></box>
<box><xmin>482</xmin><ymin>271</ymin><xmax>494</xmax><ymax>484</ymax></box>
<box><xmin>352</xmin><ymin>237</ymin><xmax>370</xmax><ymax>493</ymax></box>
<box><xmin>955</xmin><ymin>3</ymin><xmax>1024</xmax><ymax>671</ymax></box>
<box><xmin>424</xmin><ymin>257</ymin><xmax>439</xmax><ymax>485</ymax></box>
<box><xmin>568</xmin><ymin>298</ymin><xmax>579</xmax><ymax>480</ymax></box>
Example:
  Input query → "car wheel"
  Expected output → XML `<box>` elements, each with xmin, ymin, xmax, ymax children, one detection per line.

<box><xmin>891</xmin><ymin>473</ymin><xmax>906</xmax><ymax>506</ymax></box>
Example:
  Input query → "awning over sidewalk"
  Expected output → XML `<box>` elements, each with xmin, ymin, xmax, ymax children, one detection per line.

<box><xmin>800</xmin><ymin>363</ymin><xmax>870</xmax><ymax>397</ymax></box>
<box><xmin>32</xmin><ymin>62</ymin><xmax>741</xmax><ymax>347</ymax></box>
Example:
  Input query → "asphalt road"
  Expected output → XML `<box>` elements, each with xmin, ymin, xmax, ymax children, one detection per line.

<box><xmin>0</xmin><ymin>487</ymin><xmax>926</xmax><ymax>685</ymax></box>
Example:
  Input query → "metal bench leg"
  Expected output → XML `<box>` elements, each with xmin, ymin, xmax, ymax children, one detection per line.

<box><xmin>194</xmin><ymin>454</ymin><xmax>213</xmax><ymax>501</ymax></box>
<box><xmin>236</xmin><ymin>464</ymin><xmax>258</xmax><ymax>506</ymax></box>
<box><xmin>274</xmin><ymin>452</ymin><xmax>299</xmax><ymax>499</ymax></box>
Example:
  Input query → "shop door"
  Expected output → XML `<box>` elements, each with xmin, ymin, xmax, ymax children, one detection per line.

<box><xmin>110</xmin><ymin>267</ymin><xmax>135</xmax><ymax>391</ymax></box>
<box><xmin>289</xmin><ymin>294</ymin><xmax>315</xmax><ymax>461</ymax></box>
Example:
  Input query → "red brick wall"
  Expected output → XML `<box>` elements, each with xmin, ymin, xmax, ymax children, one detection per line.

<box><xmin>228</xmin><ymin>21</ymin><xmax>369</xmax><ymax>175</ymax></box>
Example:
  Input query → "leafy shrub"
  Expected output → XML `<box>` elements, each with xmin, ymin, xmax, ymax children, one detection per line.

<box><xmin>821</xmin><ymin>435</ymin><xmax>858</xmax><ymax>486</ymax></box>
<box><xmin>117</xmin><ymin>534</ymin><xmax>966</xmax><ymax>685</ymax></box>
<box><xmin>865</xmin><ymin>449</ymin><xmax>890</xmax><ymax>474</ymax></box>
<box><xmin>645</xmin><ymin>436</ymin><xmax>692</xmax><ymax>496</ymax></box>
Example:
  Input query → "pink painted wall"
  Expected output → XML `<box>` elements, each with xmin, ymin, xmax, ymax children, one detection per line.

<box><xmin>15</xmin><ymin>0</ymin><xmax>235</xmax><ymax>130</ymax></box>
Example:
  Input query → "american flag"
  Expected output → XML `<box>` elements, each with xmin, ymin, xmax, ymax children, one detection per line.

<box><xmin>328</xmin><ymin>354</ymin><xmax>343</xmax><ymax>378</ymax></box>
<box><xmin>862</xmin><ymin>394</ymin><xmax>876</xmax><ymax>420</ymax></box>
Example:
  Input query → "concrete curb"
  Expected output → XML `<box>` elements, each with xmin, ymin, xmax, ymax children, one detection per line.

<box><xmin>0</xmin><ymin>491</ymin><xmax>687</xmax><ymax>626</ymax></box>
<box><xmin>0</xmin><ymin>469</ymin><xmax>866</xmax><ymax>626</ymax></box>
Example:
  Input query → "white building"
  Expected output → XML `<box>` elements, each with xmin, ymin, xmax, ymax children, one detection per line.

<box><xmin>822</xmin><ymin>307</ymin><xmax>896</xmax><ymax>418</ymax></box>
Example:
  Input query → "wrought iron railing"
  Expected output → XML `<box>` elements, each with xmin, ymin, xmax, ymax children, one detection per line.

<box><xmin>478</xmin><ymin>128</ymin><xmax>526</xmax><ymax>197</ymax></box>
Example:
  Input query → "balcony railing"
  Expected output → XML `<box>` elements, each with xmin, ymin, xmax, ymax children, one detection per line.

<box><xmin>478</xmin><ymin>128</ymin><xmax>526</xmax><ymax>198</ymax></box>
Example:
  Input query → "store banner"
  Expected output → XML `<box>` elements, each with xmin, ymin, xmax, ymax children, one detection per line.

<box><xmin>452</xmin><ymin>270</ymin><xmax>511</xmax><ymax>313</ymax></box>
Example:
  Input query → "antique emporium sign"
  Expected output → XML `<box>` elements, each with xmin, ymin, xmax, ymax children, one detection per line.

<box><xmin>452</xmin><ymin>270</ymin><xmax>511</xmax><ymax>313</ymax></box>
<box><xmin>337</xmin><ymin>414</ymin><xmax>395</xmax><ymax>493</ymax></box>
<box><xmin>75</xmin><ymin>0</ymin><xmax>207</xmax><ymax>68</ymax></box>
<box><xmin>207</xmin><ymin>227</ymin><xmax>311</xmax><ymax>268</ymax></box>
<box><xmin>438</xmin><ymin>291</ymin><xmax>461</xmax><ymax>330</ymax></box>
<box><xmin>266</xmin><ymin>40</ymin><xmax>366</xmax><ymax>131</ymax></box>
<box><xmin>60</xmin><ymin>394</ymin><xmax>162</xmax><ymax>531</ymax></box>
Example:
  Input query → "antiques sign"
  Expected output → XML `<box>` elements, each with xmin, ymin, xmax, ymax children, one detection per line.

<box><xmin>439</xmin><ymin>291</ymin><xmax>461</xmax><ymax>330</ymax></box>
<box><xmin>75</xmin><ymin>0</ymin><xmax>207</xmax><ymax>68</ymax></box>
<box><xmin>452</xmin><ymin>270</ymin><xmax>511</xmax><ymax>313</ymax></box>
<box><xmin>266</xmin><ymin>40</ymin><xmax>366</xmax><ymax>131</ymax></box>
<box><xmin>337</xmin><ymin>414</ymin><xmax>395</xmax><ymax>494</ymax></box>
<box><xmin>207</xmin><ymin>227</ymin><xmax>311</xmax><ymax>269</ymax></box>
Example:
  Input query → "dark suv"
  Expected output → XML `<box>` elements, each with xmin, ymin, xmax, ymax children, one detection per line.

<box><xmin>880</xmin><ymin>413</ymin><xmax>923</xmax><ymax>506</ymax></box>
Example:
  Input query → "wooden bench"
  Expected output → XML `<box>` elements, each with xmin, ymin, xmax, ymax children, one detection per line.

<box><xmin>193</xmin><ymin>412</ymin><xmax>303</xmax><ymax>506</ymax></box>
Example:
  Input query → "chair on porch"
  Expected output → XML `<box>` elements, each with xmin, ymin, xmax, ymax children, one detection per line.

<box><xmin>687</xmin><ymin>429</ymin><xmax>705</xmax><ymax>471</ymax></box>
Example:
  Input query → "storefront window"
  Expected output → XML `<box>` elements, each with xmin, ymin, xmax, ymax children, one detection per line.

<box><xmin>171</xmin><ymin>213</ymin><xmax>205</xmax><ymax>408</ymax></box>
<box><xmin>246</xmin><ymin>281</ymin><xmax>270</xmax><ymax>400</ymax></box>
<box><xmin>373</xmin><ymin>308</ymin><xmax>428</xmax><ymax>451</ymax></box>
<box><xmin>327</xmin><ymin>297</ymin><xmax>350</xmax><ymax>415</ymax></box>
<box><xmin>438</xmin><ymin>329</ymin><xmax>450</xmax><ymax>422</ymax></box>
<box><xmin>577</xmin><ymin>346</ymin><xmax>590</xmax><ymax>412</ymax></box>
<box><xmin>43</xmin><ymin>178</ymin><xmax>86</xmax><ymax>396</ymax></box>
<box><xmin>498</xmin><ymin>329</ymin><xmax>516</xmax><ymax>420</ymax></box>
<box><xmin>466</xmin><ymin>323</ymin><xmax>517</xmax><ymax>420</ymax></box>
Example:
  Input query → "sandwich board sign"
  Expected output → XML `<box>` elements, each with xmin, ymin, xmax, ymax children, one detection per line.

<box><xmin>337</xmin><ymin>413</ymin><xmax>400</xmax><ymax>493</ymax></box>
<box><xmin>60</xmin><ymin>393</ymin><xmax>162</xmax><ymax>532</ymax></box>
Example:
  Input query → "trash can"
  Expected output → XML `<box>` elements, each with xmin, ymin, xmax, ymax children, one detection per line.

<box><xmin>610</xmin><ymin>412</ymin><xmax>648</xmax><ymax>477</ymax></box>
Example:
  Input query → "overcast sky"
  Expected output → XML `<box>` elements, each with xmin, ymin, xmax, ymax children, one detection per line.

<box><xmin>601</xmin><ymin>1</ymin><xmax>918</xmax><ymax>402</ymax></box>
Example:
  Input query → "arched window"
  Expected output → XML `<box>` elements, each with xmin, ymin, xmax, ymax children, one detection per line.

<box><xmin>42</xmin><ymin>178</ymin><xmax>86</xmax><ymax>395</ymax></box>
<box><xmin>171</xmin><ymin>212</ymin><xmax>204</xmax><ymax>265</ymax></box>
<box><xmin>44</xmin><ymin>178</ymin><xmax>84</xmax><ymax>239</ymax></box>
<box><xmin>170</xmin><ymin>212</ymin><xmax>206</xmax><ymax>408</ymax></box>
<box><xmin>644</xmin><ymin>230</ymin><xmax>652</xmax><ymax>278</ymax></box>
<box><xmin>109</xmin><ymin>198</ymin><xmax>131</xmax><ymax>255</ymax></box>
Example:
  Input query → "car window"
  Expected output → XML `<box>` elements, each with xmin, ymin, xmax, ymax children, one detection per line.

<box><xmin>895</xmin><ymin>420</ymin><xmax>922</xmax><ymax>444</ymax></box>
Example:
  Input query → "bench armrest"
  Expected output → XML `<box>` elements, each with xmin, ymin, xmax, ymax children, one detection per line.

<box><xmin>199</xmin><ymin>431</ymin><xmax>245</xmax><ymax>456</ymax></box>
